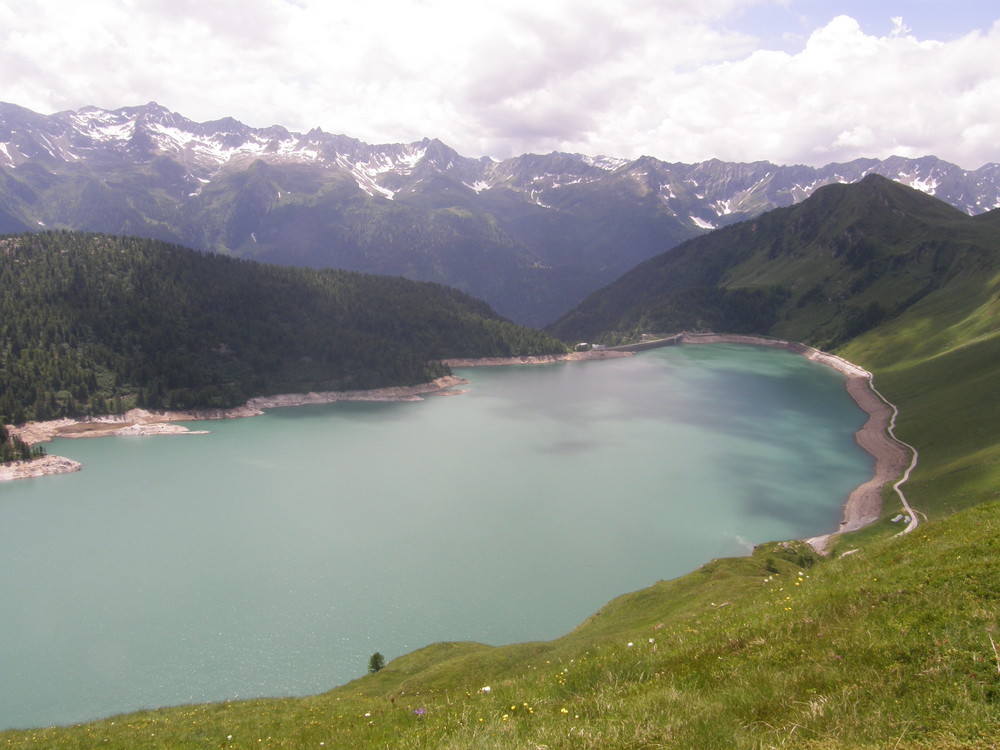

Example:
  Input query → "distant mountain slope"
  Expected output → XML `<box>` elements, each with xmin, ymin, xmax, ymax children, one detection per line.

<box><xmin>548</xmin><ymin>175</ymin><xmax>1000</xmax><ymax>347</ymax></box>
<box><xmin>1</xmin><ymin>102</ymin><xmax>998</xmax><ymax>325</ymax></box>
<box><xmin>0</xmin><ymin>231</ymin><xmax>566</xmax><ymax>424</ymax></box>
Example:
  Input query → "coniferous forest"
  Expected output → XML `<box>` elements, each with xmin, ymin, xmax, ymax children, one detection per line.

<box><xmin>0</xmin><ymin>231</ymin><xmax>567</xmax><ymax>428</ymax></box>
<box><xmin>0</xmin><ymin>420</ymin><xmax>43</xmax><ymax>461</ymax></box>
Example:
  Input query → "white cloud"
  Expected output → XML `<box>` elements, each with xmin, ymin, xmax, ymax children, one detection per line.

<box><xmin>890</xmin><ymin>16</ymin><xmax>912</xmax><ymax>37</ymax></box>
<box><xmin>573</xmin><ymin>13</ymin><xmax>1000</xmax><ymax>169</ymax></box>
<box><xmin>0</xmin><ymin>1</ymin><xmax>997</xmax><ymax>168</ymax></box>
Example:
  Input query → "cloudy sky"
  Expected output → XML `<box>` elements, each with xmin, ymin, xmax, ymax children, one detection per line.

<box><xmin>1</xmin><ymin>0</ymin><xmax>997</xmax><ymax>168</ymax></box>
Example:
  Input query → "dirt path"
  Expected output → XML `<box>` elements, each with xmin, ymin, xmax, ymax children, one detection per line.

<box><xmin>867</xmin><ymin>377</ymin><xmax>922</xmax><ymax>537</ymax></box>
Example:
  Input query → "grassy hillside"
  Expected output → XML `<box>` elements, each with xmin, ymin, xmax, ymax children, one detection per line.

<box><xmin>4</xmin><ymin>502</ymin><xmax>996</xmax><ymax>748</ymax></box>
<box><xmin>839</xmin><ymin>299</ymin><xmax>1000</xmax><ymax>519</ymax></box>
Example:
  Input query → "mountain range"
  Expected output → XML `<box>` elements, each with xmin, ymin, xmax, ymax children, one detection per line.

<box><xmin>2</xmin><ymin>101</ymin><xmax>999</xmax><ymax>326</ymax></box>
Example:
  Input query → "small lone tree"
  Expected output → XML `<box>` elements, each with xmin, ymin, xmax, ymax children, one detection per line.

<box><xmin>368</xmin><ymin>652</ymin><xmax>385</xmax><ymax>673</ymax></box>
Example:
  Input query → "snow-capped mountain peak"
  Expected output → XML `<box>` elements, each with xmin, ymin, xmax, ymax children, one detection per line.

<box><xmin>1</xmin><ymin>101</ymin><xmax>998</xmax><ymax>330</ymax></box>
<box><xmin>1</xmin><ymin>101</ymin><xmax>998</xmax><ymax>217</ymax></box>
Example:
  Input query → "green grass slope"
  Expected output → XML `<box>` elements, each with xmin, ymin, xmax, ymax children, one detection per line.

<box><xmin>5</xmin><ymin>504</ymin><xmax>996</xmax><ymax>748</ymax></box>
<box><xmin>839</xmin><ymin>292</ymin><xmax>1000</xmax><ymax>518</ymax></box>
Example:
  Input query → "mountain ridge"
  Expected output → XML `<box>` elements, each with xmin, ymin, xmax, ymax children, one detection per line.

<box><xmin>548</xmin><ymin>174</ymin><xmax>1000</xmax><ymax>347</ymax></box>
<box><xmin>2</xmin><ymin>101</ymin><xmax>999</xmax><ymax>326</ymax></box>
<box><xmin>4</xmin><ymin>101</ymin><xmax>997</xmax><ymax>212</ymax></box>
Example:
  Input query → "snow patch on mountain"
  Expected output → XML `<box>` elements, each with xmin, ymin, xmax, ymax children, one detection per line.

<box><xmin>148</xmin><ymin>124</ymin><xmax>316</xmax><ymax>168</ymax></box>
<box><xmin>583</xmin><ymin>155</ymin><xmax>627</xmax><ymax>171</ymax></box>
<box><xmin>529</xmin><ymin>189</ymin><xmax>555</xmax><ymax>209</ymax></box>
<box><xmin>542</xmin><ymin>174</ymin><xmax>600</xmax><ymax>189</ymax></box>
<box><xmin>342</xmin><ymin>158</ymin><xmax>396</xmax><ymax>199</ymax></box>
<box><xmin>898</xmin><ymin>173</ymin><xmax>939</xmax><ymax>195</ymax></box>
<box><xmin>151</xmin><ymin>124</ymin><xmax>196</xmax><ymax>147</ymax></box>
<box><xmin>714</xmin><ymin>199</ymin><xmax>733</xmax><ymax>216</ymax></box>
<box><xmin>69</xmin><ymin>110</ymin><xmax>136</xmax><ymax>142</ymax></box>
<box><xmin>337</xmin><ymin>145</ymin><xmax>430</xmax><ymax>199</ymax></box>
<box><xmin>392</xmin><ymin>147</ymin><xmax>427</xmax><ymax>172</ymax></box>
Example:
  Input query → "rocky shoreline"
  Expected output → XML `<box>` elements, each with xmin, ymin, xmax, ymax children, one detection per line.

<box><xmin>3</xmin><ymin>375</ymin><xmax>469</xmax><ymax>481</ymax></box>
<box><xmin>0</xmin><ymin>454</ymin><xmax>84</xmax><ymax>482</ymax></box>
<box><xmin>440</xmin><ymin>349</ymin><xmax>633</xmax><ymax>367</ymax></box>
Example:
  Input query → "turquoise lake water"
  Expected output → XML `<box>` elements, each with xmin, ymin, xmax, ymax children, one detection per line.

<box><xmin>0</xmin><ymin>345</ymin><xmax>871</xmax><ymax>730</ymax></box>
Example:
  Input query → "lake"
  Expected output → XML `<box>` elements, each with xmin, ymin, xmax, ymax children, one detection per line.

<box><xmin>0</xmin><ymin>344</ymin><xmax>871</xmax><ymax>730</ymax></box>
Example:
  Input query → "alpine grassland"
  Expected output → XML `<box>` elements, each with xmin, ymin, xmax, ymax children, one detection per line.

<box><xmin>838</xmin><ymin>281</ymin><xmax>1000</xmax><ymax>520</ymax></box>
<box><xmin>3</xmin><ymin>508</ymin><xmax>997</xmax><ymax>748</ymax></box>
<box><xmin>2</xmin><ymin>177</ymin><xmax>998</xmax><ymax>748</ymax></box>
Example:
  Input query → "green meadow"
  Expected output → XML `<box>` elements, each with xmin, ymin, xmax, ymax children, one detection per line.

<box><xmin>3</xmin><ymin>504</ymin><xmax>996</xmax><ymax>749</ymax></box>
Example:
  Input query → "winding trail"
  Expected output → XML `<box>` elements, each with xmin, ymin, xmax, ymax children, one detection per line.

<box><xmin>866</xmin><ymin>374</ymin><xmax>922</xmax><ymax>537</ymax></box>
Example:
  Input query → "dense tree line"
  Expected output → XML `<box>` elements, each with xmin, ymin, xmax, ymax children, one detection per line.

<box><xmin>0</xmin><ymin>231</ymin><xmax>567</xmax><ymax>429</ymax></box>
<box><xmin>0</xmin><ymin>420</ymin><xmax>43</xmax><ymax>462</ymax></box>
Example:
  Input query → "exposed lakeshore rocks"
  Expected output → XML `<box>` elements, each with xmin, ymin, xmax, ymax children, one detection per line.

<box><xmin>3</xmin><ymin>375</ymin><xmax>469</xmax><ymax>481</ymax></box>
<box><xmin>241</xmin><ymin>375</ymin><xmax>470</xmax><ymax>411</ymax></box>
<box><xmin>0</xmin><ymin>454</ymin><xmax>82</xmax><ymax>482</ymax></box>
<box><xmin>441</xmin><ymin>350</ymin><xmax>633</xmax><ymax>367</ymax></box>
